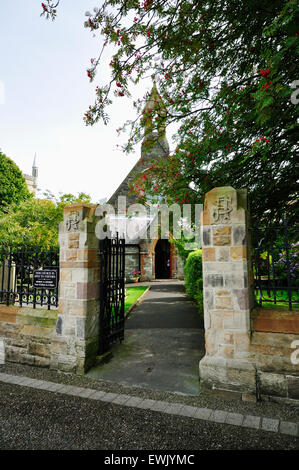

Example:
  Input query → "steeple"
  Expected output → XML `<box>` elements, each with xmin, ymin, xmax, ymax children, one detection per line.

<box><xmin>32</xmin><ymin>153</ymin><xmax>38</xmax><ymax>189</ymax></box>
<box><xmin>108</xmin><ymin>83</ymin><xmax>170</xmax><ymax>209</ymax></box>
<box><xmin>141</xmin><ymin>81</ymin><xmax>167</xmax><ymax>138</ymax></box>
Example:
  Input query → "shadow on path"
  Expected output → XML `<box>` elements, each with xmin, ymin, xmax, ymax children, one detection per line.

<box><xmin>87</xmin><ymin>281</ymin><xmax>205</xmax><ymax>395</ymax></box>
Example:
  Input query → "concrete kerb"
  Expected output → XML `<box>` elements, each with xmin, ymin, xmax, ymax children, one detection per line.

<box><xmin>0</xmin><ymin>372</ymin><xmax>298</xmax><ymax>438</ymax></box>
<box><xmin>125</xmin><ymin>286</ymin><xmax>151</xmax><ymax>319</ymax></box>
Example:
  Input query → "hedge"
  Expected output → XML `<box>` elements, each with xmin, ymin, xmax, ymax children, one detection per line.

<box><xmin>184</xmin><ymin>249</ymin><xmax>203</xmax><ymax>313</ymax></box>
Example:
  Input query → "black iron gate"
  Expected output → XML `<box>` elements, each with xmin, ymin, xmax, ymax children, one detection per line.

<box><xmin>99</xmin><ymin>234</ymin><xmax>125</xmax><ymax>355</ymax></box>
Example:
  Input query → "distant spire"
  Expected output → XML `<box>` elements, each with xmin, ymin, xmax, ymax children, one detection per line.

<box><xmin>32</xmin><ymin>153</ymin><xmax>38</xmax><ymax>182</ymax></box>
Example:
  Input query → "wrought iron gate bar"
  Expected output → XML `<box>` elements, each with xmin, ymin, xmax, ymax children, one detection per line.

<box><xmin>99</xmin><ymin>234</ymin><xmax>125</xmax><ymax>355</ymax></box>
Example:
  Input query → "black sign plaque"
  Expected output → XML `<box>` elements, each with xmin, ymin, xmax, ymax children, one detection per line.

<box><xmin>33</xmin><ymin>270</ymin><xmax>58</xmax><ymax>289</ymax></box>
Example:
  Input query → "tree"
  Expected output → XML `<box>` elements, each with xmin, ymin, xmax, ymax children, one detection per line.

<box><xmin>0</xmin><ymin>151</ymin><xmax>31</xmax><ymax>212</ymax></box>
<box><xmin>41</xmin><ymin>0</ymin><xmax>298</xmax><ymax>223</ymax></box>
<box><xmin>0</xmin><ymin>192</ymin><xmax>92</xmax><ymax>249</ymax></box>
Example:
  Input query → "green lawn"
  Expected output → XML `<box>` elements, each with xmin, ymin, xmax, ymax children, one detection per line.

<box><xmin>125</xmin><ymin>286</ymin><xmax>149</xmax><ymax>313</ymax></box>
<box><xmin>255</xmin><ymin>289</ymin><xmax>299</xmax><ymax>310</ymax></box>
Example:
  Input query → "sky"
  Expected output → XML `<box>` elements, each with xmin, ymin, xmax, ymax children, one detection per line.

<box><xmin>0</xmin><ymin>1</ymin><xmax>172</xmax><ymax>203</ymax></box>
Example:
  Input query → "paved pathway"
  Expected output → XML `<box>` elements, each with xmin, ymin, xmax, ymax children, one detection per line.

<box><xmin>87</xmin><ymin>281</ymin><xmax>205</xmax><ymax>395</ymax></box>
<box><xmin>0</xmin><ymin>372</ymin><xmax>298</xmax><ymax>438</ymax></box>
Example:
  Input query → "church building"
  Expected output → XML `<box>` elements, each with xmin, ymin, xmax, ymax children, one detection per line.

<box><xmin>107</xmin><ymin>83</ymin><xmax>185</xmax><ymax>282</ymax></box>
<box><xmin>23</xmin><ymin>154</ymin><xmax>38</xmax><ymax>195</ymax></box>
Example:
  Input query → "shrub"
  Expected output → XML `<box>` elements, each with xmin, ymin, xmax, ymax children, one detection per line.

<box><xmin>275</xmin><ymin>241</ymin><xmax>299</xmax><ymax>285</ymax></box>
<box><xmin>184</xmin><ymin>249</ymin><xmax>203</xmax><ymax>312</ymax></box>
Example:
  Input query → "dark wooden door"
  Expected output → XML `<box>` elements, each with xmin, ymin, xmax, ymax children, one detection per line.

<box><xmin>155</xmin><ymin>239</ymin><xmax>170</xmax><ymax>279</ymax></box>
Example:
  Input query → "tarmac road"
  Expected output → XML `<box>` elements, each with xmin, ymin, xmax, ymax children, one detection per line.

<box><xmin>0</xmin><ymin>380</ymin><xmax>298</xmax><ymax>451</ymax></box>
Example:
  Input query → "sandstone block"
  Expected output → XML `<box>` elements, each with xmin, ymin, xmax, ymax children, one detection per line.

<box><xmin>34</xmin><ymin>356</ymin><xmax>50</xmax><ymax>368</ymax></box>
<box><xmin>205</xmin><ymin>331</ymin><xmax>218</xmax><ymax>355</ymax></box>
<box><xmin>234</xmin><ymin>333</ymin><xmax>251</xmax><ymax>353</ymax></box>
<box><xmin>216</xmin><ymin>247</ymin><xmax>229</xmax><ymax>262</ymax></box>
<box><xmin>230</xmin><ymin>246</ymin><xmax>247</xmax><ymax>261</ymax></box>
<box><xmin>203</xmin><ymin>289</ymin><xmax>214</xmax><ymax>311</ymax></box>
<box><xmin>218</xmin><ymin>344</ymin><xmax>234</xmax><ymax>358</ymax></box>
<box><xmin>204</xmin><ymin>312</ymin><xmax>211</xmax><ymax>330</ymax></box>
<box><xmin>220</xmin><ymin>332</ymin><xmax>234</xmax><ymax>345</ymax></box>
<box><xmin>224</xmin><ymin>273</ymin><xmax>247</xmax><ymax>289</ymax></box>
<box><xmin>16</xmin><ymin>308</ymin><xmax>57</xmax><ymax>329</ymax></box>
<box><xmin>20</xmin><ymin>325</ymin><xmax>54</xmax><ymax>339</ymax></box>
<box><xmin>202</xmin><ymin>247</ymin><xmax>215</xmax><ymax>262</ymax></box>
<box><xmin>213</xmin><ymin>226</ymin><xmax>232</xmax><ymax>246</ymax></box>
<box><xmin>286</xmin><ymin>375</ymin><xmax>299</xmax><ymax>399</ymax></box>
<box><xmin>28</xmin><ymin>342</ymin><xmax>51</xmax><ymax>358</ymax></box>
<box><xmin>215</xmin><ymin>297</ymin><xmax>232</xmax><ymax>310</ymax></box>
<box><xmin>0</xmin><ymin>306</ymin><xmax>18</xmax><ymax>324</ymax></box>
<box><xmin>216</xmin><ymin>289</ymin><xmax>230</xmax><ymax>297</ymax></box>
<box><xmin>51</xmin><ymin>338</ymin><xmax>68</xmax><ymax>355</ymax></box>
<box><xmin>22</xmin><ymin>354</ymin><xmax>36</xmax><ymax>366</ymax></box>
<box><xmin>222</xmin><ymin>311</ymin><xmax>235</xmax><ymax>329</ymax></box>
<box><xmin>204</xmin><ymin>274</ymin><xmax>224</xmax><ymax>288</ymax></box>
<box><xmin>232</xmin><ymin>226</ymin><xmax>246</xmax><ymax>246</ymax></box>
<box><xmin>256</xmin><ymin>353</ymin><xmax>298</xmax><ymax>374</ymax></box>
<box><xmin>258</xmin><ymin>371</ymin><xmax>288</xmax><ymax>398</ymax></box>
<box><xmin>59</xmin><ymin>269</ymin><xmax>72</xmax><ymax>282</ymax></box>
<box><xmin>68</xmin><ymin>233</ymin><xmax>80</xmax><ymax>249</ymax></box>
<box><xmin>251</xmin><ymin>308</ymin><xmax>299</xmax><ymax>335</ymax></box>
<box><xmin>77</xmin><ymin>281</ymin><xmax>99</xmax><ymax>300</ymax></box>
<box><xmin>210</xmin><ymin>311</ymin><xmax>223</xmax><ymax>329</ymax></box>
<box><xmin>65</xmin><ymin>249</ymin><xmax>78</xmax><ymax>262</ymax></box>
<box><xmin>251</xmin><ymin>331</ymin><xmax>298</xmax><ymax>349</ymax></box>
<box><xmin>58</xmin><ymin>354</ymin><xmax>77</xmax><ymax>373</ymax></box>
<box><xmin>233</xmin><ymin>289</ymin><xmax>250</xmax><ymax>310</ymax></box>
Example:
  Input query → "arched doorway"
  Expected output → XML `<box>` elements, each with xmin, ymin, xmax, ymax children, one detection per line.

<box><xmin>155</xmin><ymin>239</ymin><xmax>170</xmax><ymax>279</ymax></box>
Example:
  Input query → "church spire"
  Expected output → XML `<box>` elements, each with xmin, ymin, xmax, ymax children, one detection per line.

<box><xmin>32</xmin><ymin>153</ymin><xmax>38</xmax><ymax>188</ymax></box>
<box><xmin>141</xmin><ymin>81</ymin><xmax>167</xmax><ymax>138</ymax></box>
<box><xmin>33</xmin><ymin>153</ymin><xmax>37</xmax><ymax>169</ymax></box>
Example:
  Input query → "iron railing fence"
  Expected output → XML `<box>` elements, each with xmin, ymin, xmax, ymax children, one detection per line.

<box><xmin>0</xmin><ymin>246</ymin><xmax>59</xmax><ymax>310</ymax></box>
<box><xmin>251</xmin><ymin>219</ymin><xmax>298</xmax><ymax>311</ymax></box>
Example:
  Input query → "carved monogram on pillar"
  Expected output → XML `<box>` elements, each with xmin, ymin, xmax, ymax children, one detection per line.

<box><xmin>212</xmin><ymin>196</ymin><xmax>233</xmax><ymax>223</ymax></box>
<box><xmin>66</xmin><ymin>211</ymin><xmax>80</xmax><ymax>231</ymax></box>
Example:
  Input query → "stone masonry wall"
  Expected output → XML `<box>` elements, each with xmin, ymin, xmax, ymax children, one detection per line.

<box><xmin>199</xmin><ymin>186</ymin><xmax>257</xmax><ymax>398</ymax></box>
<box><xmin>199</xmin><ymin>186</ymin><xmax>299</xmax><ymax>403</ymax></box>
<box><xmin>251</xmin><ymin>308</ymin><xmax>299</xmax><ymax>401</ymax></box>
<box><xmin>0</xmin><ymin>204</ymin><xmax>101</xmax><ymax>375</ymax></box>
<box><xmin>52</xmin><ymin>204</ymin><xmax>100</xmax><ymax>374</ymax></box>
<box><xmin>0</xmin><ymin>305</ymin><xmax>57</xmax><ymax>368</ymax></box>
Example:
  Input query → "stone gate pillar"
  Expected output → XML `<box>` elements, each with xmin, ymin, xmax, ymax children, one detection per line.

<box><xmin>199</xmin><ymin>187</ymin><xmax>256</xmax><ymax>399</ymax></box>
<box><xmin>50</xmin><ymin>204</ymin><xmax>100</xmax><ymax>374</ymax></box>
